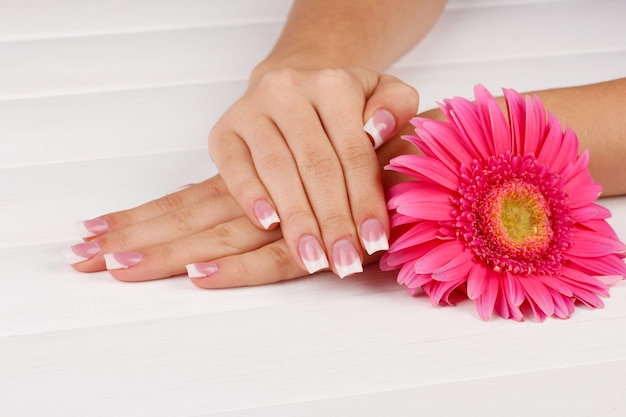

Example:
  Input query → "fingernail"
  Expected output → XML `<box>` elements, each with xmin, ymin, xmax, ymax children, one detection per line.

<box><xmin>103</xmin><ymin>252</ymin><xmax>143</xmax><ymax>270</ymax></box>
<box><xmin>363</xmin><ymin>109</ymin><xmax>396</xmax><ymax>149</ymax></box>
<box><xmin>332</xmin><ymin>239</ymin><xmax>363</xmax><ymax>278</ymax></box>
<box><xmin>253</xmin><ymin>199</ymin><xmax>280</xmax><ymax>229</ymax></box>
<box><xmin>360</xmin><ymin>218</ymin><xmax>389</xmax><ymax>255</ymax></box>
<box><xmin>186</xmin><ymin>262</ymin><xmax>218</xmax><ymax>278</ymax></box>
<box><xmin>298</xmin><ymin>235</ymin><xmax>329</xmax><ymax>274</ymax></box>
<box><xmin>76</xmin><ymin>218</ymin><xmax>109</xmax><ymax>238</ymax></box>
<box><xmin>63</xmin><ymin>241</ymin><xmax>101</xmax><ymax>265</ymax></box>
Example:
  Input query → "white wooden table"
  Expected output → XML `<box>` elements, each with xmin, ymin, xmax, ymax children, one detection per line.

<box><xmin>1</xmin><ymin>0</ymin><xmax>625</xmax><ymax>415</ymax></box>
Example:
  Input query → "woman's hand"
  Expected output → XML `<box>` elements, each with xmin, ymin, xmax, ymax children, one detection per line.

<box><xmin>208</xmin><ymin>66</ymin><xmax>418</xmax><ymax>277</ymax></box>
<box><xmin>64</xmin><ymin>127</ymin><xmax>419</xmax><ymax>287</ymax></box>
<box><xmin>64</xmin><ymin>175</ymin><xmax>374</xmax><ymax>288</ymax></box>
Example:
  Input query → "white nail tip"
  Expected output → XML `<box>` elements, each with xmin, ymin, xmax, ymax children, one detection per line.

<box><xmin>62</xmin><ymin>248</ymin><xmax>88</xmax><ymax>265</ymax></box>
<box><xmin>302</xmin><ymin>256</ymin><xmax>329</xmax><ymax>275</ymax></box>
<box><xmin>335</xmin><ymin>259</ymin><xmax>364</xmax><ymax>279</ymax></box>
<box><xmin>185</xmin><ymin>264</ymin><xmax>205</xmax><ymax>278</ymax></box>
<box><xmin>103</xmin><ymin>253</ymin><xmax>128</xmax><ymax>270</ymax></box>
<box><xmin>259</xmin><ymin>212</ymin><xmax>280</xmax><ymax>230</ymax></box>
<box><xmin>363</xmin><ymin>117</ymin><xmax>384</xmax><ymax>149</ymax></box>
<box><xmin>74</xmin><ymin>221</ymin><xmax>97</xmax><ymax>239</ymax></box>
<box><xmin>363</xmin><ymin>235</ymin><xmax>390</xmax><ymax>255</ymax></box>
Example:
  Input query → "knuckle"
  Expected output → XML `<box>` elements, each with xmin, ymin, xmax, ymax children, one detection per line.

<box><xmin>318</xmin><ymin>210</ymin><xmax>353</xmax><ymax>232</ymax></box>
<box><xmin>280</xmin><ymin>209</ymin><xmax>314</xmax><ymax>232</ymax></box>
<box><xmin>319</xmin><ymin>68</ymin><xmax>358</xmax><ymax>90</ymax></box>
<box><xmin>299</xmin><ymin>150</ymin><xmax>341</xmax><ymax>180</ymax></box>
<box><xmin>98</xmin><ymin>229</ymin><xmax>131</xmax><ymax>252</ymax></box>
<box><xmin>156</xmin><ymin>193</ymin><xmax>186</xmax><ymax>216</ymax></box>
<box><xmin>207</xmin><ymin>223</ymin><xmax>239</xmax><ymax>252</ymax></box>
<box><xmin>264</xmin><ymin>244</ymin><xmax>296</xmax><ymax>274</ymax></box>
<box><xmin>164</xmin><ymin>208</ymin><xmax>198</xmax><ymax>234</ymax></box>
<box><xmin>341</xmin><ymin>144</ymin><xmax>376</xmax><ymax>171</ymax></box>
<box><xmin>258</xmin><ymin>68</ymin><xmax>303</xmax><ymax>92</ymax></box>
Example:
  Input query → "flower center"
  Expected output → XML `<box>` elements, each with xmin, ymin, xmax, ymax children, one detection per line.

<box><xmin>481</xmin><ymin>181</ymin><xmax>553</xmax><ymax>258</ymax></box>
<box><xmin>454</xmin><ymin>153</ymin><xmax>573</xmax><ymax>275</ymax></box>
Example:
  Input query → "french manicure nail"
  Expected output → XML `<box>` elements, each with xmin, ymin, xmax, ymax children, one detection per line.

<box><xmin>63</xmin><ymin>241</ymin><xmax>101</xmax><ymax>265</ymax></box>
<box><xmin>186</xmin><ymin>262</ymin><xmax>218</xmax><ymax>278</ymax></box>
<box><xmin>332</xmin><ymin>239</ymin><xmax>363</xmax><ymax>278</ymax></box>
<box><xmin>103</xmin><ymin>252</ymin><xmax>143</xmax><ymax>270</ymax></box>
<box><xmin>76</xmin><ymin>218</ymin><xmax>109</xmax><ymax>238</ymax></box>
<box><xmin>298</xmin><ymin>235</ymin><xmax>329</xmax><ymax>274</ymax></box>
<box><xmin>363</xmin><ymin>109</ymin><xmax>396</xmax><ymax>149</ymax></box>
<box><xmin>360</xmin><ymin>218</ymin><xmax>389</xmax><ymax>255</ymax></box>
<box><xmin>253</xmin><ymin>199</ymin><xmax>280</xmax><ymax>229</ymax></box>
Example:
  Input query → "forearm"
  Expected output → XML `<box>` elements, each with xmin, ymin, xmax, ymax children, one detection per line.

<box><xmin>250</xmin><ymin>0</ymin><xmax>447</xmax><ymax>84</ymax></box>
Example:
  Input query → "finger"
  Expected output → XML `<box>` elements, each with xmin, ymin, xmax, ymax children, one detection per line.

<box><xmin>214</xmin><ymin>94</ymin><xmax>330</xmax><ymax>276</ymax></box>
<box><xmin>313</xmin><ymin>78</ymin><xmax>391</xmax><ymax>259</ymax></box>
<box><xmin>65</xmin><ymin>192</ymin><xmax>244</xmax><ymax>272</ymax></box>
<box><xmin>209</xmin><ymin>125</ymin><xmax>280</xmax><ymax>231</ymax></box>
<box><xmin>100</xmin><ymin>216</ymin><xmax>283</xmax><ymax>282</ymax></box>
<box><xmin>76</xmin><ymin>176</ymin><xmax>230</xmax><ymax>239</ymax></box>
<box><xmin>362</xmin><ymin>73</ymin><xmax>420</xmax><ymax>149</ymax></box>
<box><xmin>188</xmin><ymin>239</ymin><xmax>306</xmax><ymax>289</ymax></box>
<box><xmin>265</xmin><ymin>83</ymin><xmax>362</xmax><ymax>278</ymax></box>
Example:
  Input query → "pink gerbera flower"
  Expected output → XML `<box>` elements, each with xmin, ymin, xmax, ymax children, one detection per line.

<box><xmin>380</xmin><ymin>85</ymin><xmax>626</xmax><ymax>321</ymax></box>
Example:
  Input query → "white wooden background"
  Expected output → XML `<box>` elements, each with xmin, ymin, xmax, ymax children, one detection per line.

<box><xmin>1</xmin><ymin>0</ymin><xmax>625</xmax><ymax>415</ymax></box>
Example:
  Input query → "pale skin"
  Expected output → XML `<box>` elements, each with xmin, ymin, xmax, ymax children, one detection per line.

<box><xmin>70</xmin><ymin>78</ymin><xmax>626</xmax><ymax>287</ymax></box>
<box><xmin>206</xmin><ymin>0</ymin><xmax>447</xmax><ymax>277</ymax></box>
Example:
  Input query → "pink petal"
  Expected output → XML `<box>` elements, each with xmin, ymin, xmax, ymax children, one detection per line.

<box><xmin>476</xmin><ymin>274</ymin><xmax>499</xmax><ymax>321</ymax></box>
<box><xmin>551</xmin><ymin>290</ymin><xmax>575</xmax><ymax>319</ymax></box>
<box><xmin>560</xmin><ymin>266</ymin><xmax>610</xmax><ymax>297</ymax></box>
<box><xmin>537</xmin><ymin>116</ymin><xmax>564</xmax><ymax>167</ymax></box>
<box><xmin>412</xmin><ymin>122</ymin><xmax>462</xmax><ymax>173</ymax></box>
<box><xmin>391</xmin><ymin>222</ymin><xmax>440</xmax><ymax>251</ymax></box>
<box><xmin>414</xmin><ymin>240</ymin><xmax>466</xmax><ymax>274</ymax></box>
<box><xmin>397</xmin><ymin>260</ymin><xmax>418</xmax><ymax>284</ymax></box>
<box><xmin>487</xmin><ymin>98</ymin><xmax>512</xmax><ymax>156</ymax></box>
<box><xmin>519</xmin><ymin>276</ymin><xmax>555</xmax><ymax>317</ymax></box>
<box><xmin>442</xmin><ymin>97</ymin><xmax>492</xmax><ymax>160</ymax></box>
<box><xmin>568</xmin><ymin>227</ymin><xmax>625</xmax><ymax>256</ymax></box>
<box><xmin>565</xmin><ymin>254</ymin><xmax>626</xmax><ymax>277</ymax></box>
<box><xmin>523</xmin><ymin>94</ymin><xmax>546</xmax><ymax>155</ymax></box>
<box><xmin>427</xmin><ymin>279</ymin><xmax>466</xmax><ymax>306</ymax></box>
<box><xmin>384</xmin><ymin>240</ymin><xmax>441</xmax><ymax>268</ymax></box>
<box><xmin>595</xmin><ymin>275</ymin><xmax>624</xmax><ymax>286</ymax></box>
<box><xmin>389</xmin><ymin>211</ymin><xmax>419</xmax><ymax>228</ymax></box>
<box><xmin>387</xmin><ymin>155</ymin><xmax>460</xmax><ymax>191</ymax></box>
<box><xmin>467</xmin><ymin>262</ymin><xmax>490</xmax><ymax>300</ymax></box>
<box><xmin>432</xmin><ymin>250</ymin><xmax>474</xmax><ymax>282</ymax></box>
<box><xmin>524</xmin><ymin>297</ymin><xmax>548</xmax><ymax>322</ymax></box>
<box><xmin>503</xmin><ymin>87</ymin><xmax>526</xmax><ymax>154</ymax></box>
<box><xmin>389</xmin><ymin>182</ymin><xmax>452</xmax><ymax>207</ymax></box>
<box><xmin>570</xmin><ymin>203</ymin><xmax>612</xmax><ymax>222</ymax></box>
<box><xmin>539</xmin><ymin>275</ymin><xmax>574</xmax><ymax>297</ymax></box>
<box><xmin>397</xmin><ymin>201</ymin><xmax>455</xmax><ymax>221</ymax></box>
<box><xmin>505</xmin><ymin>273</ymin><xmax>525</xmax><ymax>306</ymax></box>
<box><xmin>473</xmin><ymin>85</ymin><xmax>498</xmax><ymax>155</ymax></box>
<box><xmin>420</xmin><ymin>121</ymin><xmax>476</xmax><ymax>167</ymax></box>
<box><xmin>549</xmin><ymin>126</ymin><xmax>579</xmax><ymax>175</ymax></box>
<box><xmin>580</xmin><ymin>219</ymin><xmax>624</xmax><ymax>243</ymax></box>
<box><xmin>405</xmin><ymin>273</ymin><xmax>434</xmax><ymax>289</ymax></box>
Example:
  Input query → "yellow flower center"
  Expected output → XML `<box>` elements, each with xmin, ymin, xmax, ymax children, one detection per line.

<box><xmin>501</xmin><ymin>197</ymin><xmax>547</xmax><ymax>242</ymax></box>
<box><xmin>481</xmin><ymin>180</ymin><xmax>553</xmax><ymax>259</ymax></box>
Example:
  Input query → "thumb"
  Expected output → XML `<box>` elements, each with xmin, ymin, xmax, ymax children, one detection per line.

<box><xmin>363</xmin><ymin>74</ymin><xmax>419</xmax><ymax>149</ymax></box>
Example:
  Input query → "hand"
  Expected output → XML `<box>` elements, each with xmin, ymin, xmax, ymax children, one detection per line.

<box><xmin>64</xmin><ymin>175</ymin><xmax>379</xmax><ymax>288</ymax></box>
<box><xmin>208</xmin><ymin>66</ymin><xmax>419</xmax><ymax>277</ymax></box>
